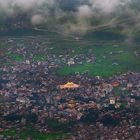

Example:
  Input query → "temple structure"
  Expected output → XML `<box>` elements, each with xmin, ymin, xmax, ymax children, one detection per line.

<box><xmin>60</xmin><ymin>82</ymin><xmax>80</xmax><ymax>89</ymax></box>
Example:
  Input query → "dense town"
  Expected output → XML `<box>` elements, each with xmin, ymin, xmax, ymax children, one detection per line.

<box><xmin>0</xmin><ymin>37</ymin><xmax>140</xmax><ymax>140</ymax></box>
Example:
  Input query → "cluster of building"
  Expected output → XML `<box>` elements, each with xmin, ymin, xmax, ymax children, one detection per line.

<box><xmin>0</xmin><ymin>37</ymin><xmax>140</xmax><ymax>139</ymax></box>
<box><xmin>0</xmin><ymin>38</ymin><xmax>95</xmax><ymax>69</ymax></box>
<box><xmin>68</xmin><ymin>122</ymin><xmax>140</xmax><ymax>140</ymax></box>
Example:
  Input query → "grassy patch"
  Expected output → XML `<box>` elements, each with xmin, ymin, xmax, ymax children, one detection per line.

<box><xmin>6</xmin><ymin>52</ymin><xmax>24</xmax><ymax>62</ymax></box>
<box><xmin>56</xmin><ymin>62</ymin><xmax>123</xmax><ymax>77</ymax></box>
<box><xmin>56</xmin><ymin>43</ymin><xmax>140</xmax><ymax>77</ymax></box>
<box><xmin>33</xmin><ymin>54</ymin><xmax>46</xmax><ymax>61</ymax></box>
<box><xmin>0</xmin><ymin>44</ymin><xmax>8</xmax><ymax>49</ymax></box>
<box><xmin>0</xmin><ymin>126</ymin><xmax>67</xmax><ymax>140</ymax></box>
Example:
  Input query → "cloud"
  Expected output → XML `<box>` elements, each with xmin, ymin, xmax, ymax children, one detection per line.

<box><xmin>31</xmin><ymin>14</ymin><xmax>44</xmax><ymax>25</ymax></box>
<box><xmin>0</xmin><ymin>0</ymin><xmax>139</xmax><ymax>34</ymax></box>
<box><xmin>77</xmin><ymin>5</ymin><xmax>92</xmax><ymax>19</ymax></box>
<box><xmin>89</xmin><ymin>0</ymin><xmax>126</xmax><ymax>13</ymax></box>
<box><xmin>0</xmin><ymin>0</ymin><xmax>55</xmax><ymax>15</ymax></box>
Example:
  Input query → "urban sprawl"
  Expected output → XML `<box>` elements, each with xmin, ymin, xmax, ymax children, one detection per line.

<box><xmin>0</xmin><ymin>37</ymin><xmax>140</xmax><ymax>140</ymax></box>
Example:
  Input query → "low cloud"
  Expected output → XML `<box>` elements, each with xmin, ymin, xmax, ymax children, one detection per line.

<box><xmin>0</xmin><ymin>0</ymin><xmax>139</xmax><ymax>34</ymax></box>
<box><xmin>31</xmin><ymin>14</ymin><xmax>44</xmax><ymax>25</ymax></box>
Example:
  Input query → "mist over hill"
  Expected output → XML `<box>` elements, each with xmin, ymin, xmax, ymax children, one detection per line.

<box><xmin>0</xmin><ymin>0</ymin><xmax>140</xmax><ymax>35</ymax></box>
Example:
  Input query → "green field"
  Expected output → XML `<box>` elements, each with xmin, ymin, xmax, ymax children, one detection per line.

<box><xmin>33</xmin><ymin>54</ymin><xmax>47</xmax><ymax>61</ymax></box>
<box><xmin>56</xmin><ymin>42</ymin><xmax>140</xmax><ymax>77</ymax></box>
<box><xmin>0</xmin><ymin>126</ymin><xmax>66</xmax><ymax>140</ymax></box>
